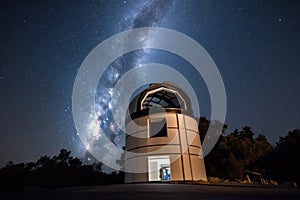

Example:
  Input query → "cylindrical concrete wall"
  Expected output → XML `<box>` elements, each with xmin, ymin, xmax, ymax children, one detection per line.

<box><xmin>125</xmin><ymin>111</ymin><xmax>207</xmax><ymax>183</ymax></box>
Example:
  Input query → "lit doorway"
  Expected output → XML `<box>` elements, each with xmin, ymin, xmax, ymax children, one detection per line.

<box><xmin>148</xmin><ymin>156</ymin><xmax>171</xmax><ymax>181</ymax></box>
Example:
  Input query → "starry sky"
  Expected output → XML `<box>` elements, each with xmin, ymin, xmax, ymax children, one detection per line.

<box><xmin>0</xmin><ymin>0</ymin><xmax>299</xmax><ymax>168</ymax></box>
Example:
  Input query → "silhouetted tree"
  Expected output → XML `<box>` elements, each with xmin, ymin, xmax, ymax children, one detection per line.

<box><xmin>0</xmin><ymin>149</ymin><xmax>124</xmax><ymax>191</ymax></box>
<box><xmin>205</xmin><ymin>126</ymin><xmax>273</xmax><ymax>181</ymax></box>
<box><xmin>267</xmin><ymin>129</ymin><xmax>300</xmax><ymax>185</ymax></box>
<box><xmin>199</xmin><ymin>117</ymin><xmax>227</xmax><ymax>143</ymax></box>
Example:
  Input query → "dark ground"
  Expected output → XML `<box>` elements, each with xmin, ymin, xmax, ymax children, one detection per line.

<box><xmin>1</xmin><ymin>183</ymin><xmax>300</xmax><ymax>200</ymax></box>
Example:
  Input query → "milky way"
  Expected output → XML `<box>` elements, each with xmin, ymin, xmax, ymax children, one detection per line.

<box><xmin>84</xmin><ymin>0</ymin><xmax>175</xmax><ymax>168</ymax></box>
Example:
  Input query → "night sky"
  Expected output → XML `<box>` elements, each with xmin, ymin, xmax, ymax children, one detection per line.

<box><xmin>1</xmin><ymin>0</ymin><xmax>299</xmax><ymax>168</ymax></box>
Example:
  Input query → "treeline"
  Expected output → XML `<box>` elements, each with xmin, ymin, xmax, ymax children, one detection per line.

<box><xmin>0</xmin><ymin>149</ymin><xmax>123</xmax><ymax>191</ymax></box>
<box><xmin>202</xmin><ymin>119</ymin><xmax>300</xmax><ymax>185</ymax></box>
<box><xmin>0</xmin><ymin>120</ymin><xmax>299</xmax><ymax>190</ymax></box>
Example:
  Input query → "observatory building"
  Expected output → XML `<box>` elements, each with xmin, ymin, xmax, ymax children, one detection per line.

<box><xmin>125</xmin><ymin>82</ymin><xmax>207</xmax><ymax>183</ymax></box>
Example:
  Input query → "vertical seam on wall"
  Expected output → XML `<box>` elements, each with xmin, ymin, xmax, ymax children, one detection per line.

<box><xmin>147</xmin><ymin>118</ymin><xmax>150</xmax><ymax>138</ymax></box>
<box><xmin>176</xmin><ymin>114</ymin><xmax>185</xmax><ymax>181</ymax></box>
<box><xmin>183</xmin><ymin>115</ymin><xmax>194</xmax><ymax>181</ymax></box>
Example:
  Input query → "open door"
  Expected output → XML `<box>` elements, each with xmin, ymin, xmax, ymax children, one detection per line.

<box><xmin>148</xmin><ymin>156</ymin><xmax>171</xmax><ymax>181</ymax></box>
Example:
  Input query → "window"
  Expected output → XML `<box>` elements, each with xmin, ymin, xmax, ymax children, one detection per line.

<box><xmin>149</xmin><ymin>118</ymin><xmax>167</xmax><ymax>137</ymax></box>
<box><xmin>140</xmin><ymin>87</ymin><xmax>187</xmax><ymax>110</ymax></box>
